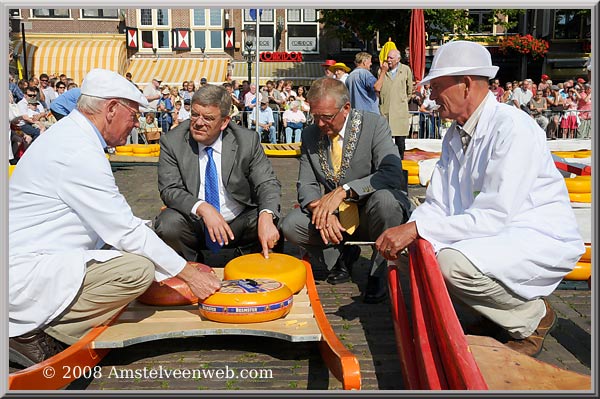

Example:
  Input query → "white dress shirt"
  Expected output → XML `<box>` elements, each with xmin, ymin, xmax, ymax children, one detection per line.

<box><xmin>190</xmin><ymin>134</ymin><xmax>245</xmax><ymax>222</ymax></box>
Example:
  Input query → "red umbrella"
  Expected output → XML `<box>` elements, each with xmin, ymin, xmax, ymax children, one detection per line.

<box><xmin>409</xmin><ymin>9</ymin><xmax>426</xmax><ymax>83</ymax></box>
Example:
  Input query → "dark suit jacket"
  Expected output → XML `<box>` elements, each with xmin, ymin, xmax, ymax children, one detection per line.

<box><xmin>158</xmin><ymin>120</ymin><xmax>281</xmax><ymax>219</ymax></box>
<box><xmin>297</xmin><ymin>109</ymin><xmax>408</xmax><ymax>211</ymax></box>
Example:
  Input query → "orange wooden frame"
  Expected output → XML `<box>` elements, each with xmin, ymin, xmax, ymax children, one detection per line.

<box><xmin>8</xmin><ymin>309</ymin><xmax>124</xmax><ymax>390</ymax></box>
<box><xmin>303</xmin><ymin>260</ymin><xmax>361</xmax><ymax>390</ymax></box>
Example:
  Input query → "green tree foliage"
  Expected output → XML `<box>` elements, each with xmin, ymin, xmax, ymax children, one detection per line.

<box><xmin>318</xmin><ymin>9</ymin><xmax>527</xmax><ymax>49</ymax></box>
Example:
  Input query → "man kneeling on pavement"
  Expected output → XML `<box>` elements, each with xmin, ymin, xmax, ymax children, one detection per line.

<box><xmin>375</xmin><ymin>41</ymin><xmax>584</xmax><ymax>357</ymax></box>
<box><xmin>282</xmin><ymin>77</ymin><xmax>411</xmax><ymax>304</ymax></box>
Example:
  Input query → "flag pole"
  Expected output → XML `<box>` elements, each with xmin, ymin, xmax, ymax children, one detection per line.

<box><xmin>255</xmin><ymin>11</ymin><xmax>260</xmax><ymax>135</ymax></box>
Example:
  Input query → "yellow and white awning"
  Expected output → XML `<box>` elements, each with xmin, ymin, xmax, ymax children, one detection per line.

<box><xmin>13</xmin><ymin>36</ymin><xmax>127</xmax><ymax>85</ymax></box>
<box><xmin>126</xmin><ymin>57</ymin><xmax>229</xmax><ymax>88</ymax></box>
<box><xmin>231</xmin><ymin>61</ymin><xmax>323</xmax><ymax>86</ymax></box>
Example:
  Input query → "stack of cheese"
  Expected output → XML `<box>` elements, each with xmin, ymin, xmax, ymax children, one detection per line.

<box><xmin>564</xmin><ymin>175</ymin><xmax>592</xmax><ymax>203</ymax></box>
<box><xmin>114</xmin><ymin>144</ymin><xmax>160</xmax><ymax>157</ymax></box>
<box><xmin>564</xmin><ymin>243</ymin><xmax>591</xmax><ymax>282</ymax></box>
<box><xmin>198</xmin><ymin>253</ymin><xmax>307</xmax><ymax>324</ymax></box>
<box><xmin>403</xmin><ymin>160</ymin><xmax>420</xmax><ymax>186</ymax></box>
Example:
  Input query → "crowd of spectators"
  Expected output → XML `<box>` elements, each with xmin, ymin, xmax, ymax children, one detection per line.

<box><xmin>9</xmin><ymin>68</ymin><xmax>592</xmax><ymax>164</ymax></box>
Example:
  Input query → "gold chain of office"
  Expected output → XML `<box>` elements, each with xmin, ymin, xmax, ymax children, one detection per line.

<box><xmin>317</xmin><ymin>109</ymin><xmax>361</xmax><ymax>185</ymax></box>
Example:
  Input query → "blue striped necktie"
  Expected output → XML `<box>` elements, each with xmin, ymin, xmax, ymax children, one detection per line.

<box><xmin>204</xmin><ymin>147</ymin><xmax>222</xmax><ymax>253</ymax></box>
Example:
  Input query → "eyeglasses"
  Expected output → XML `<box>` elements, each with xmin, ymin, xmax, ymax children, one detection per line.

<box><xmin>117</xmin><ymin>102</ymin><xmax>140</xmax><ymax>122</ymax></box>
<box><xmin>190</xmin><ymin>113</ymin><xmax>219</xmax><ymax>125</ymax></box>
<box><xmin>40</xmin><ymin>79</ymin><xmax>48</xmax><ymax>82</ymax></box>
<box><xmin>311</xmin><ymin>106</ymin><xmax>344</xmax><ymax>122</ymax></box>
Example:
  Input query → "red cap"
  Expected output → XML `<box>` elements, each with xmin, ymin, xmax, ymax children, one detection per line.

<box><xmin>541</xmin><ymin>74</ymin><xmax>549</xmax><ymax>80</ymax></box>
<box><xmin>577</xmin><ymin>77</ymin><xmax>585</xmax><ymax>83</ymax></box>
<box><xmin>321</xmin><ymin>59</ymin><xmax>337</xmax><ymax>67</ymax></box>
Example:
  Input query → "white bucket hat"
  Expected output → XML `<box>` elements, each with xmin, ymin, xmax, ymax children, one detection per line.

<box><xmin>419</xmin><ymin>41</ymin><xmax>499</xmax><ymax>86</ymax></box>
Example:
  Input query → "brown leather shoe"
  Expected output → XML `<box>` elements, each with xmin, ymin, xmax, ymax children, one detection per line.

<box><xmin>504</xmin><ymin>299</ymin><xmax>557</xmax><ymax>357</ymax></box>
<box><xmin>9</xmin><ymin>330</ymin><xmax>66</xmax><ymax>368</ymax></box>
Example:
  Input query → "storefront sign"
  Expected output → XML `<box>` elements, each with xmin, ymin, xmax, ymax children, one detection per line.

<box><xmin>260</xmin><ymin>51</ymin><xmax>303</xmax><ymax>62</ymax></box>
<box><xmin>288</xmin><ymin>37</ymin><xmax>317</xmax><ymax>52</ymax></box>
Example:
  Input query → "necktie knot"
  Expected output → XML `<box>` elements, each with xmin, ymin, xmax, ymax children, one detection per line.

<box><xmin>459</xmin><ymin>129</ymin><xmax>471</xmax><ymax>152</ymax></box>
<box><xmin>205</xmin><ymin>146</ymin><xmax>214</xmax><ymax>157</ymax></box>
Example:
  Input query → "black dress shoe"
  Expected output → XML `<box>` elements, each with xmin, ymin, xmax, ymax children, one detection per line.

<box><xmin>364</xmin><ymin>276</ymin><xmax>388</xmax><ymax>304</ymax></box>
<box><xmin>327</xmin><ymin>263</ymin><xmax>351</xmax><ymax>284</ymax></box>
<box><xmin>326</xmin><ymin>245</ymin><xmax>361</xmax><ymax>285</ymax></box>
<box><xmin>9</xmin><ymin>330</ymin><xmax>66</xmax><ymax>368</ymax></box>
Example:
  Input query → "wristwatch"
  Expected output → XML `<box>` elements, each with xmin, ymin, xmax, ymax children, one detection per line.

<box><xmin>342</xmin><ymin>184</ymin><xmax>352</xmax><ymax>200</ymax></box>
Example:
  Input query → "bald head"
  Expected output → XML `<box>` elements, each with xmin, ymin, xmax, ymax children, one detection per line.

<box><xmin>386</xmin><ymin>49</ymin><xmax>401</xmax><ymax>69</ymax></box>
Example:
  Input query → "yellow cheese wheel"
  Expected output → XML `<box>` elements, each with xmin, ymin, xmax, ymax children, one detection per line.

<box><xmin>403</xmin><ymin>164</ymin><xmax>419</xmax><ymax>176</ymax></box>
<box><xmin>133</xmin><ymin>153</ymin><xmax>155</xmax><ymax>157</ymax></box>
<box><xmin>224</xmin><ymin>253</ymin><xmax>306</xmax><ymax>294</ymax></box>
<box><xmin>407</xmin><ymin>175</ymin><xmax>420</xmax><ymax>186</ymax></box>
<box><xmin>564</xmin><ymin>176</ymin><xmax>591</xmax><ymax>194</ymax></box>
<box><xmin>552</xmin><ymin>151</ymin><xmax>577</xmax><ymax>159</ymax></box>
<box><xmin>199</xmin><ymin>279</ymin><xmax>293</xmax><ymax>323</ymax></box>
<box><xmin>580</xmin><ymin>244</ymin><xmax>591</xmax><ymax>263</ymax></box>
<box><xmin>132</xmin><ymin>146</ymin><xmax>153</xmax><ymax>154</ymax></box>
<box><xmin>564</xmin><ymin>261</ymin><xmax>591</xmax><ymax>281</ymax></box>
<box><xmin>573</xmin><ymin>150</ymin><xmax>592</xmax><ymax>158</ymax></box>
<box><xmin>569</xmin><ymin>192</ymin><xmax>591</xmax><ymax>203</ymax></box>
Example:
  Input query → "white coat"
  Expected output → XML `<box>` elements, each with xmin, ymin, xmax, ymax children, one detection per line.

<box><xmin>9</xmin><ymin>110</ymin><xmax>186</xmax><ymax>337</ymax></box>
<box><xmin>410</xmin><ymin>93</ymin><xmax>584</xmax><ymax>300</ymax></box>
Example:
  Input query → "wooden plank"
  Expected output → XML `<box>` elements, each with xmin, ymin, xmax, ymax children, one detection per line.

<box><xmin>467</xmin><ymin>335</ymin><xmax>591</xmax><ymax>390</ymax></box>
<box><xmin>93</xmin><ymin>280</ymin><xmax>320</xmax><ymax>348</ymax></box>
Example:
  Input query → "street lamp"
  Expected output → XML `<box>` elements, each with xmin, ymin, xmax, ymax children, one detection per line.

<box><xmin>243</xmin><ymin>26</ymin><xmax>256</xmax><ymax>84</ymax></box>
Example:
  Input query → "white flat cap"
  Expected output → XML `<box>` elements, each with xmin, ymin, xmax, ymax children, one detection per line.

<box><xmin>81</xmin><ymin>68</ymin><xmax>149</xmax><ymax>109</ymax></box>
<box><xmin>420</xmin><ymin>41</ymin><xmax>499</xmax><ymax>86</ymax></box>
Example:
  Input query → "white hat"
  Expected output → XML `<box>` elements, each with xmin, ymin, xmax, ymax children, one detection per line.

<box><xmin>419</xmin><ymin>41</ymin><xmax>499</xmax><ymax>86</ymax></box>
<box><xmin>81</xmin><ymin>68</ymin><xmax>149</xmax><ymax>109</ymax></box>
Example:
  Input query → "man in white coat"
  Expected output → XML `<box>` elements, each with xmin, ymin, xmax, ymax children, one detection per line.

<box><xmin>375</xmin><ymin>41</ymin><xmax>584</xmax><ymax>357</ymax></box>
<box><xmin>9</xmin><ymin>68</ymin><xmax>221</xmax><ymax>368</ymax></box>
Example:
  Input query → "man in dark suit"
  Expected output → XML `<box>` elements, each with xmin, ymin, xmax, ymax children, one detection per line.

<box><xmin>281</xmin><ymin>78</ymin><xmax>410</xmax><ymax>303</ymax></box>
<box><xmin>154</xmin><ymin>84</ymin><xmax>282</xmax><ymax>261</ymax></box>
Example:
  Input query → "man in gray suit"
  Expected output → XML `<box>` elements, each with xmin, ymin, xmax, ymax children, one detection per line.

<box><xmin>154</xmin><ymin>85</ymin><xmax>282</xmax><ymax>261</ymax></box>
<box><xmin>281</xmin><ymin>78</ymin><xmax>410</xmax><ymax>303</ymax></box>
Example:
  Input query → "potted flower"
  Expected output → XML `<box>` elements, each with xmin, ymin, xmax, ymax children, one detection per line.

<box><xmin>499</xmin><ymin>34</ymin><xmax>549</xmax><ymax>60</ymax></box>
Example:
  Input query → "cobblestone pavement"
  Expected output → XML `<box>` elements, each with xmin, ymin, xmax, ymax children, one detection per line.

<box><xmin>64</xmin><ymin>157</ymin><xmax>591</xmax><ymax>391</ymax></box>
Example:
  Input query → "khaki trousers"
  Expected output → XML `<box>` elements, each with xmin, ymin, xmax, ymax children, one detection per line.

<box><xmin>44</xmin><ymin>253</ymin><xmax>154</xmax><ymax>345</ymax></box>
<box><xmin>437</xmin><ymin>248</ymin><xmax>546</xmax><ymax>339</ymax></box>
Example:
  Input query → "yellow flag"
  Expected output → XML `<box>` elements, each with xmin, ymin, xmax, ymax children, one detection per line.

<box><xmin>379</xmin><ymin>39</ymin><xmax>398</xmax><ymax>65</ymax></box>
<box><xmin>17</xmin><ymin>59</ymin><xmax>23</xmax><ymax>80</ymax></box>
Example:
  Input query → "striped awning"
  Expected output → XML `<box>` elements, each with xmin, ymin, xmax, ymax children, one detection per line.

<box><xmin>13</xmin><ymin>38</ymin><xmax>127</xmax><ymax>85</ymax></box>
<box><xmin>231</xmin><ymin>61</ymin><xmax>323</xmax><ymax>86</ymax></box>
<box><xmin>126</xmin><ymin>58</ymin><xmax>229</xmax><ymax>88</ymax></box>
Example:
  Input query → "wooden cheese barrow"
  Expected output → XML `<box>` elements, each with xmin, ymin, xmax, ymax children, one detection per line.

<box><xmin>9</xmin><ymin>261</ymin><xmax>360</xmax><ymax>390</ymax></box>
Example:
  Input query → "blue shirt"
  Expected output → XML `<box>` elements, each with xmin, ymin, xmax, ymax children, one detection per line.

<box><xmin>345</xmin><ymin>67</ymin><xmax>379</xmax><ymax>114</ymax></box>
<box><xmin>50</xmin><ymin>88</ymin><xmax>81</xmax><ymax>116</ymax></box>
<box><xmin>250</xmin><ymin>106</ymin><xmax>274</xmax><ymax>126</ymax></box>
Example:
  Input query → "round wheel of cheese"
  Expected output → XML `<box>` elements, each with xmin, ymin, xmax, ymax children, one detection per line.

<box><xmin>564</xmin><ymin>261</ymin><xmax>591</xmax><ymax>281</ymax></box>
<box><xmin>199</xmin><ymin>279</ymin><xmax>293</xmax><ymax>323</ymax></box>
<box><xmin>580</xmin><ymin>244</ymin><xmax>591</xmax><ymax>263</ymax></box>
<box><xmin>403</xmin><ymin>163</ymin><xmax>419</xmax><ymax>176</ymax></box>
<box><xmin>564</xmin><ymin>176</ymin><xmax>591</xmax><ymax>194</ymax></box>
<box><xmin>137</xmin><ymin>262</ymin><xmax>214</xmax><ymax>306</ymax></box>
<box><xmin>569</xmin><ymin>192</ymin><xmax>591</xmax><ymax>203</ymax></box>
<box><xmin>224</xmin><ymin>253</ymin><xmax>306</xmax><ymax>294</ymax></box>
<box><xmin>133</xmin><ymin>146</ymin><xmax>153</xmax><ymax>154</ymax></box>
<box><xmin>407</xmin><ymin>175</ymin><xmax>420</xmax><ymax>186</ymax></box>
<box><xmin>573</xmin><ymin>150</ymin><xmax>591</xmax><ymax>158</ymax></box>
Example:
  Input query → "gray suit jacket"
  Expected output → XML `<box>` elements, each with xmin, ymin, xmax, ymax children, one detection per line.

<box><xmin>158</xmin><ymin>120</ymin><xmax>281</xmax><ymax>219</ymax></box>
<box><xmin>297</xmin><ymin>109</ymin><xmax>408</xmax><ymax>210</ymax></box>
